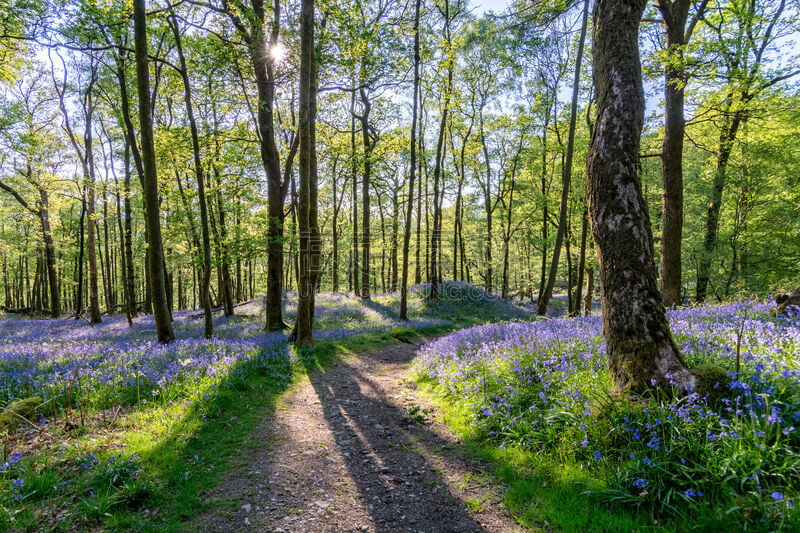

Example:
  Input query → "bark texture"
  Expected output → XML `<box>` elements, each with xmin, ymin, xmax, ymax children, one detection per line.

<box><xmin>134</xmin><ymin>0</ymin><xmax>174</xmax><ymax>343</ymax></box>
<box><xmin>656</xmin><ymin>0</ymin><xmax>697</xmax><ymax>308</ymax></box>
<box><xmin>587</xmin><ymin>0</ymin><xmax>693</xmax><ymax>394</ymax></box>
<box><xmin>293</xmin><ymin>0</ymin><xmax>318</xmax><ymax>346</ymax></box>
<box><xmin>776</xmin><ymin>283</ymin><xmax>800</xmax><ymax>315</ymax></box>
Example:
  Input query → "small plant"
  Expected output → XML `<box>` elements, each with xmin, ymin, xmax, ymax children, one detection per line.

<box><xmin>402</xmin><ymin>405</ymin><xmax>430</xmax><ymax>425</ymax></box>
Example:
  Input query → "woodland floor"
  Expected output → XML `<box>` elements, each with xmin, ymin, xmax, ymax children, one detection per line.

<box><xmin>192</xmin><ymin>338</ymin><xmax>525</xmax><ymax>533</ymax></box>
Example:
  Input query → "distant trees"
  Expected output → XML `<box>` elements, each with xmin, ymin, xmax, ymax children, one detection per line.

<box><xmin>0</xmin><ymin>0</ymin><xmax>798</xmax><ymax>342</ymax></box>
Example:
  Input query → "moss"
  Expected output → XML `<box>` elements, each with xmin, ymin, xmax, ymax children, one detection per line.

<box><xmin>691</xmin><ymin>364</ymin><xmax>731</xmax><ymax>401</ymax></box>
<box><xmin>0</xmin><ymin>397</ymin><xmax>44</xmax><ymax>433</ymax></box>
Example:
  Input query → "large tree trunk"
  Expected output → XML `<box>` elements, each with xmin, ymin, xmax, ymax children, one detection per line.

<box><xmin>134</xmin><ymin>0</ymin><xmax>174</xmax><ymax>343</ymax></box>
<box><xmin>587</xmin><ymin>0</ymin><xmax>694</xmax><ymax>394</ymax></box>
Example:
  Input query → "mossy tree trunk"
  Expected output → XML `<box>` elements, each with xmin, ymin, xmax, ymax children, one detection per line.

<box><xmin>586</xmin><ymin>0</ymin><xmax>694</xmax><ymax>394</ymax></box>
<box><xmin>777</xmin><ymin>283</ymin><xmax>800</xmax><ymax>315</ymax></box>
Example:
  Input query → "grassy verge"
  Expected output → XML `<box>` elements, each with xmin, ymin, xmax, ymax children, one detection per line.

<box><xmin>0</xmin><ymin>312</ymin><xmax>486</xmax><ymax>531</ymax></box>
<box><xmin>420</xmin><ymin>386</ymin><xmax>668</xmax><ymax>532</ymax></box>
<box><xmin>412</xmin><ymin>304</ymin><xmax>800</xmax><ymax>531</ymax></box>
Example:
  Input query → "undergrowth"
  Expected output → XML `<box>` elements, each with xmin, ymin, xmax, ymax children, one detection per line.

<box><xmin>413</xmin><ymin>302</ymin><xmax>800</xmax><ymax>530</ymax></box>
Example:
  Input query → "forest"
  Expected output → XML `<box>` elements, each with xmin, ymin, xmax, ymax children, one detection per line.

<box><xmin>0</xmin><ymin>0</ymin><xmax>799</xmax><ymax>530</ymax></box>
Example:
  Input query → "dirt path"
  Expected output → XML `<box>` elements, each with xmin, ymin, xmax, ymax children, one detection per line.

<box><xmin>194</xmin><ymin>338</ymin><xmax>525</xmax><ymax>533</ymax></box>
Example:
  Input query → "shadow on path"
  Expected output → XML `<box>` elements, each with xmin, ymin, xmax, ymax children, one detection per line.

<box><xmin>296</xmin><ymin>340</ymin><xmax>515</xmax><ymax>532</ymax></box>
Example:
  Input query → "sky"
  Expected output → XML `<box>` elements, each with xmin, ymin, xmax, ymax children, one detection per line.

<box><xmin>473</xmin><ymin>0</ymin><xmax>513</xmax><ymax>16</ymax></box>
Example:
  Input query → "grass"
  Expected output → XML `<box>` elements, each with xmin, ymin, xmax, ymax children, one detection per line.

<box><xmin>412</xmin><ymin>302</ymin><xmax>800</xmax><ymax>531</ymax></box>
<box><xmin>0</xmin><ymin>282</ymin><xmax>527</xmax><ymax>531</ymax></box>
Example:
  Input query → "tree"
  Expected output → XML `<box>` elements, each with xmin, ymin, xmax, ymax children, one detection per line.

<box><xmin>655</xmin><ymin>0</ymin><xmax>708</xmax><ymax>308</ymax></box>
<box><xmin>399</xmin><ymin>0</ymin><xmax>421</xmax><ymax>320</ymax></box>
<box><xmin>694</xmin><ymin>0</ymin><xmax>797</xmax><ymax>302</ymax></box>
<box><xmin>221</xmin><ymin>0</ymin><xmax>291</xmax><ymax>330</ymax></box>
<box><xmin>536</xmin><ymin>0</ymin><xmax>590</xmax><ymax>316</ymax></box>
<box><xmin>168</xmin><ymin>11</ymin><xmax>213</xmax><ymax>338</ymax></box>
<box><xmin>134</xmin><ymin>0</ymin><xmax>174</xmax><ymax>343</ymax></box>
<box><xmin>586</xmin><ymin>0</ymin><xmax>694</xmax><ymax>393</ymax></box>
<box><xmin>52</xmin><ymin>51</ymin><xmax>102</xmax><ymax>324</ymax></box>
<box><xmin>293</xmin><ymin>0</ymin><xmax>318</xmax><ymax>346</ymax></box>
<box><xmin>0</xmin><ymin>70</ymin><xmax>62</xmax><ymax>318</ymax></box>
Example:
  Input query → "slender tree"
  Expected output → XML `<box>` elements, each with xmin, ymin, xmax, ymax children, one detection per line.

<box><xmin>400</xmin><ymin>0</ymin><xmax>422</xmax><ymax>320</ymax></box>
<box><xmin>134</xmin><ymin>0</ymin><xmax>174</xmax><ymax>343</ymax></box>
<box><xmin>656</xmin><ymin>0</ymin><xmax>709</xmax><ymax>308</ymax></box>
<box><xmin>537</xmin><ymin>0</ymin><xmax>589</xmax><ymax>316</ymax></box>
<box><xmin>168</xmin><ymin>12</ymin><xmax>213</xmax><ymax>338</ymax></box>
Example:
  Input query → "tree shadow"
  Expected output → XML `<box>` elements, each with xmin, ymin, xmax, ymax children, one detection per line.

<box><xmin>134</xmin><ymin>337</ymin><xmax>296</xmax><ymax>530</ymax></box>
<box><xmin>361</xmin><ymin>298</ymin><xmax>400</xmax><ymax>321</ymax></box>
<box><xmin>296</xmin><ymin>342</ymin><xmax>493</xmax><ymax>532</ymax></box>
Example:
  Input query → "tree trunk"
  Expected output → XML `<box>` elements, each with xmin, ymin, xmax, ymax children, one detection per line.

<box><xmin>293</xmin><ymin>0</ymin><xmax>317</xmax><ymax>346</ymax></box>
<box><xmin>584</xmin><ymin>265</ymin><xmax>594</xmax><ymax>316</ymax></box>
<box><xmin>479</xmin><ymin>119</ymin><xmax>493</xmax><ymax>294</ymax></box>
<box><xmin>657</xmin><ymin>0</ymin><xmax>708</xmax><ymax>308</ymax></box>
<box><xmin>75</xmin><ymin>197</ymin><xmax>86</xmax><ymax>319</ymax></box>
<box><xmin>695</xmin><ymin>108</ymin><xmax>742</xmax><ymax>303</ymax></box>
<box><xmin>332</xmin><ymin>160</ymin><xmax>340</xmax><ymax>293</ymax></box>
<box><xmin>658</xmin><ymin>2</ymin><xmax>687</xmax><ymax>308</ymax></box>
<box><xmin>400</xmin><ymin>0</ymin><xmax>421</xmax><ymax>319</ymax></box>
<box><xmin>537</xmin><ymin>0</ymin><xmax>589</xmax><ymax>316</ymax></box>
<box><xmin>390</xmin><ymin>187</ymin><xmax>399</xmax><ymax>292</ymax></box>
<box><xmin>777</xmin><ymin>283</ymin><xmax>800</xmax><ymax>315</ymax></box>
<box><xmin>170</xmin><ymin>12</ymin><xmax>214</xmax><ymax>336</ymax></box>
<box><xmin>39</xmin><ymin>192</ymin><xmax>60</xmax><ymax>317</ymax></box>
<box><xmin>358</xmin><ymin>88</ymin><xmax>373</xmax><ymax>301</ymax></box>
<box><xmin>350</xmin><ymin>91</ymin><xmax>360</xmax><ymax>297</ymax></box>
<box><xmin>223</xmin><ymin>0</ymin><xmax>287</xmax><ymax>329</ymax></box>
<box><xmin>122</xmin><ymin>140</ymin><xmax>137</xmax><ymax>319</ymax></box>
<box><xmin>573</xmin><ymin>208</ymin><xmax>589</xmax><ymax>317</ymax></box>
<box><xmin>85</xmin><ymin>92</ymin><xmax>102</xmax><ymax>324</ymax></box>
<box><xmin>587</xmin><ymin>0</ymin><xmax>693</xmax><ymax>394</ymax></box>
<box><xmin>134</xmin><ymin>0</ymin><xmax>174</xmax><ymax>343</ymax></box>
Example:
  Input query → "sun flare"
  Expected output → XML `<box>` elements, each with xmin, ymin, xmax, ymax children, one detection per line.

<box><xmin>270</xmin><ymin>42</ymin><xmax>287</xmax><ymax>63</ymax></box>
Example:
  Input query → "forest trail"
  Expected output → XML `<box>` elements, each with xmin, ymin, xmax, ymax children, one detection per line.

<box><xmin>194</xmin><ymin>338</ymin><xmax>525</xmax><ymax>533</ymax></box>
